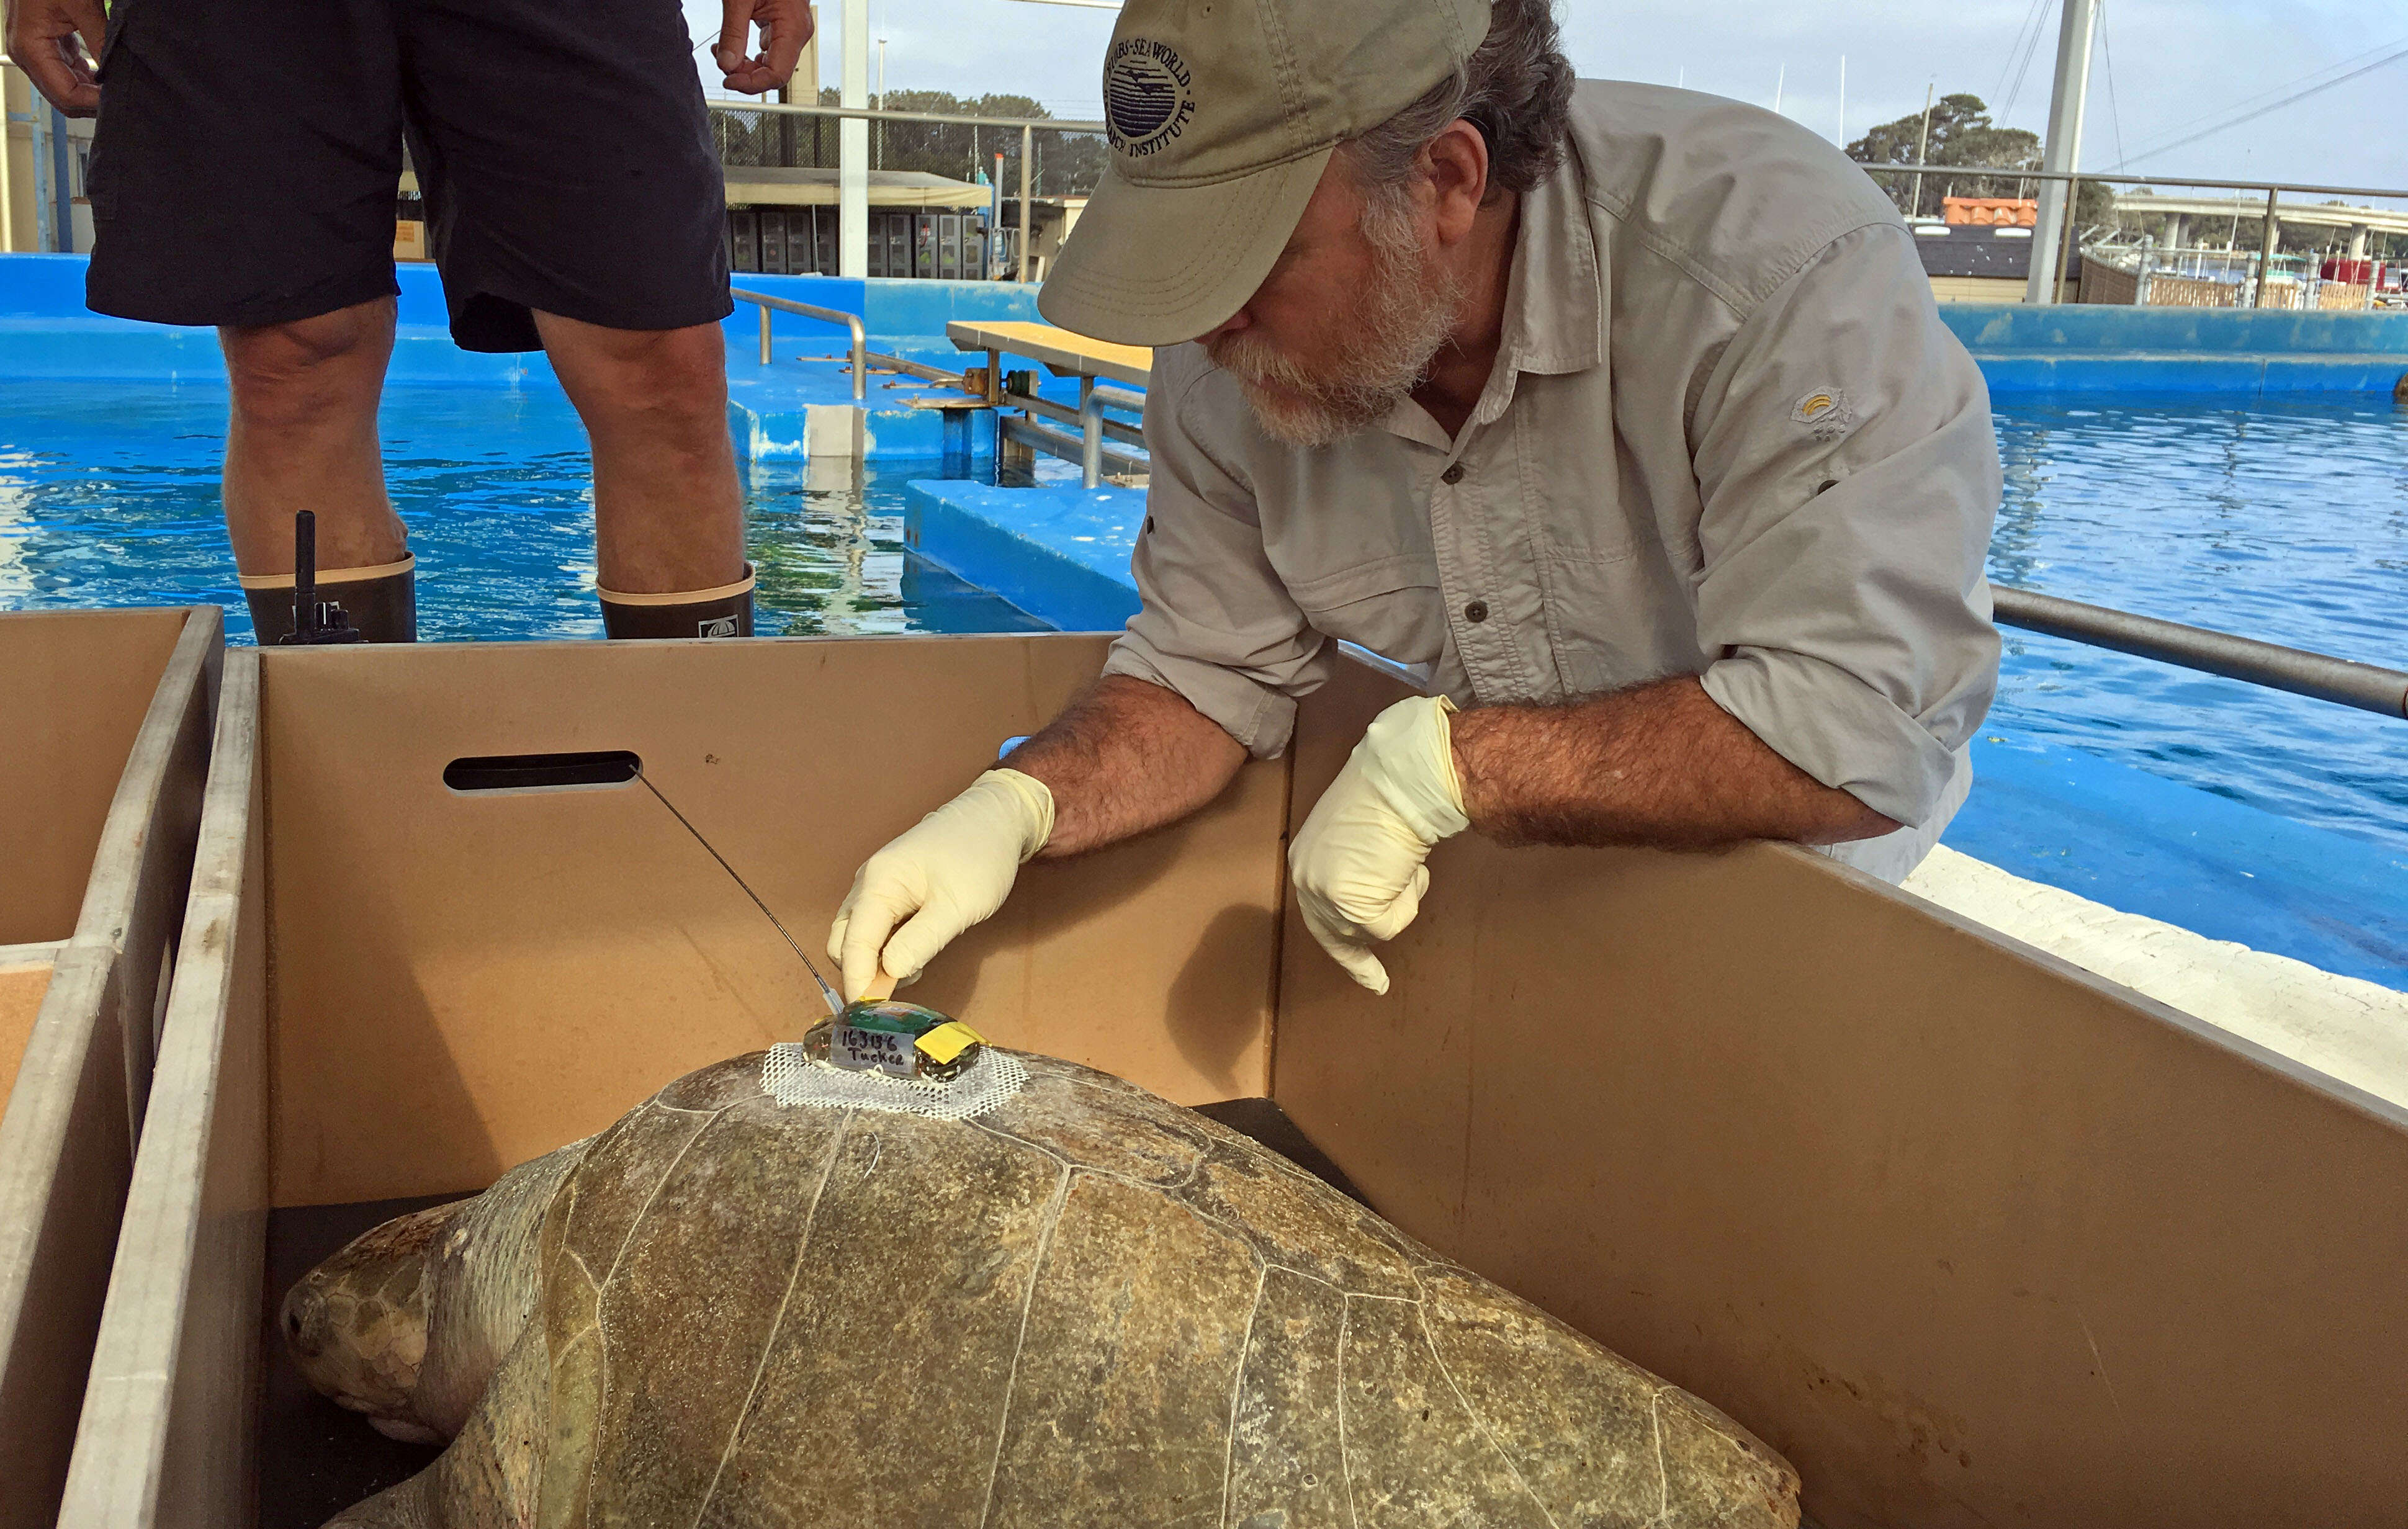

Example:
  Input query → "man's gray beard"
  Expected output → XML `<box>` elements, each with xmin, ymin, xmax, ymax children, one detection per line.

<box><xmin>1210</xmin><ymin>223</ymin><xmax>1465</xmax><ymax>449</ymax></box>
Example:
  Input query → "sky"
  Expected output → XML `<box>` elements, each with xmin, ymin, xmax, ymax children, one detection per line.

<box><xmin>683</xmin><ymin>0</ymin><xmax>2407</xmax><ymax>204</ymax></box>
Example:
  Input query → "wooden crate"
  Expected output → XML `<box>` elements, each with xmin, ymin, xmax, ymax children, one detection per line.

<box><xmin>0</xmin><ymin>608</ymin><xmax>221</xmax><ymax>1529</ymax></box>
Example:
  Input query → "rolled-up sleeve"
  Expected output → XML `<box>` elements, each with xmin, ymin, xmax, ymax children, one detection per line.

<box><xmin>1689</xmin><ymin>223</ymin><xmax>2001</xmax><ymax>827</ymax></box>
<box><xmin>1103</xmin><ymin>361</ymin><xmax>1334</xmax><ymax>758</ymax></box>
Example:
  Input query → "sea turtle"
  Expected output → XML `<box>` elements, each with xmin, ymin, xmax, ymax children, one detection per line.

<box><xmin>285</xmin><ymin>1047</ymin><xmax>1801</xmax><ymax>1527</ymax></box>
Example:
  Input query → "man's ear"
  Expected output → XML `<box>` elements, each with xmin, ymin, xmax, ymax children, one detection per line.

<box><xmin>1421</xmin><ymin>120</ymin><xmax>1492</xmax><ymax>244</ymax></box>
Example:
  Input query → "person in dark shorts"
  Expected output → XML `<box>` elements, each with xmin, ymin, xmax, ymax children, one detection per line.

<box><xmin>7</xmin><ymin>0</ymin><xmax>812</xmax><ymax>641</ymax></box>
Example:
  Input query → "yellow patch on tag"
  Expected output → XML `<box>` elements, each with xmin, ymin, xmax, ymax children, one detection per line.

<box><xmin>914</xmin><ymin>1021</ymin><xmax>986</xmax><ymax>1065</ymax></box>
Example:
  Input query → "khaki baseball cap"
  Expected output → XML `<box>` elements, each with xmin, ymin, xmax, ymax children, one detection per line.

<box><xmin>1036</xmin><ymin>0</ymin><xmax>1494</xmax><ymax>347</ymax></box>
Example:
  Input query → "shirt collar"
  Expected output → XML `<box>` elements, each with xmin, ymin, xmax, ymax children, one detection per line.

<box><xmin>1383</xmin><ymin>143</ymin><xmax>1605</xmax><ymax>446</ymax></box>
<box><xmin>1495</xmin><ymin>146</ymin><xmax>1606</xmax><ymax>382</ymax></box>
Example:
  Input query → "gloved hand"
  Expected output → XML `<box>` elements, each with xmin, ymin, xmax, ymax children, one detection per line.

<box><xmin>1288</xmin><ymin>695</ymin><xmax>1470</xmax><ymax>995</ymax></box>
<box><xmin>827</xmin><ymin>769</ymin><xmax>1056</xmax><ymax>1000</ymax></box>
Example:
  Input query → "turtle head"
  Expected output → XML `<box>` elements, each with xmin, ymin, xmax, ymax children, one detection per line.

<box><xmin>281</xmin><ymin>1199</ymin><xmax>464</xmax><ymax>1444</ymax></box>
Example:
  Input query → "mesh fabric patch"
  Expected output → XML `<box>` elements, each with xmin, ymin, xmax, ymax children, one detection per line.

<box><xmin>761</xmin><ymin>1042</ymin><xmax>1028</xmax><ymax>1121</ymax></box>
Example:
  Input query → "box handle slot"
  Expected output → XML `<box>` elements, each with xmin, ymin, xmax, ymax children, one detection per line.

<box><xmin>443</xmin><ymin>750</ymin><xmax>642</xmax><ymax>794</ymax></box>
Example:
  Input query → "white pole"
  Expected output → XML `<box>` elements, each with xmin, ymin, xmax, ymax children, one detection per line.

<box><xmin>2026</xmin><ymin>0</ymin><xmax>2098</xmax><ymax>304</ymax></box>
<box><xmin>839</xmin><ymin>0</ymin><xmax>869</xmax><ymax>277</ymax></box>
<box><xmin>1017</xmin><ymin>123</ymin><xmax>1033</xmax><ymax>282</ymax></box>
<box><xmin>1910</xmin><ymin>82</ymin><xmax>1933</xmax><ymax>219</ymax></box>
<box><xmin>1772</xmin><ymin>64</ymin><xmax>1784</xmax><ymax>117</ymax></box>
<box><xmin>0</xmin><ymin>65</ymin><xmax>16</xmax><ymax>253</ymax></box>
<box><xmin>1836</xmin><ymin>56</ymin><xmax>1846</xmax><ymax>146</ymax></box>
<box><xmin>28</xmin><ymin>97</ymin><xmax>55</xmax><ymax>253</ymax></box>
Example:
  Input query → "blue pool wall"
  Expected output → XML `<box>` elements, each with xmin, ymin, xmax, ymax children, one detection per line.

<box><xmin>1938</xmin><ymin>305</ymin><xmax>2408</xmax><ymax>396</ymax></box>
<box><xmin>5</xmin><ymin>253</ymin><xmax>2405</xmax><ymax>403</ymax></box>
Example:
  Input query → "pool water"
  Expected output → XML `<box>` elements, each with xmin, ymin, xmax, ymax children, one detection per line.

<box><xmin>0</xmin><ymin>381</ymin><xmax>1046</xmax><ymax>641</ymax></box>
<box><xmin>1983</xmin><ymin>396</ymin><xmax>2408</xmax><ymax>861</ymax></box>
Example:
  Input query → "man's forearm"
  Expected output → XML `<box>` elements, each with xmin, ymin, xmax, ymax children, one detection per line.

<box><xmin>1449</xmin><ymin>677</ymin><xmax>1898</xmax><ymax>850</ymax></box>
<box><xmin>1007</xmin><ymin>675</ymin><xmax>1247</xmax><ymax>858</ymax></box>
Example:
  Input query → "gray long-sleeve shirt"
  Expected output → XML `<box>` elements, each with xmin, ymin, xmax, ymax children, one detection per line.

<box><xmin>1103</xmin><ymin>81</ymin><xmax>2003</xmax><ymax>882</ymax></box>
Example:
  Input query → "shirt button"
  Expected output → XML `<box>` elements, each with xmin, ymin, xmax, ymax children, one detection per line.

<box><xmin>1440</xmin><ymin>463</ymin><xmax>1466</xmax><ymax>485</ymax></box>
<box><xmin>1463</xmin><ymin>599</ymin><xmax>1489</xmax><ymax>624</ymax></box>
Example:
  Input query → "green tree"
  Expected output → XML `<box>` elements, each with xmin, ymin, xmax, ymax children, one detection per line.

<box><xmin>1849</xmin><ymin>93</ymin><xmax>2044</xmax><ymax>218</ymax></box>
<box><xmin>1847</xmin><ymin>94</ymin><xmax>2119</xmax><ymax>230</ymax></box>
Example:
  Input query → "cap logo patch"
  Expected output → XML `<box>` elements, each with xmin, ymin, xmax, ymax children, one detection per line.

<box><xmin>1105</xmin><ymin>38</ymin><xmax>1196</xmax><ymax>158</ymax></box>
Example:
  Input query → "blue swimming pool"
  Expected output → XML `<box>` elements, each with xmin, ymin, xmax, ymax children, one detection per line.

<box><xmin>0</xmin><ymin>380</ymin><xmax>1045</xmax><ymax>640</ymax></box>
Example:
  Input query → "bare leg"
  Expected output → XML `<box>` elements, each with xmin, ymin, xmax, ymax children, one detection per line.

<box><xmin>220</xmin><ymin>298</ymin><xmax>405</xmax><ymax>573</ymax></box>
<box><xmin>220</xmin><ymin>299</ymin><xmax>415</xmax><ymax>641</ymax></box>
<box><xmin>531</xmin><ymin>311</ymin><xmax>745</xmax><ymax>596</ymax></box>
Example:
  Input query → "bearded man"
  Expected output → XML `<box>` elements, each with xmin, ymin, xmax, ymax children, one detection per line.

<box><xmin>829</xmin><ymin>0</ymin><xmax>2002</xmax><ymax>998</ymax></box>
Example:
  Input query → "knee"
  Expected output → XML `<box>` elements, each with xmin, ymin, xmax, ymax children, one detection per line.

<box><xmin>564</xmin><ymin>325</ymin><xmax>730</xmax><ymax>437</ymax></box>
<box><xmin>222</xmin><ymin>303</ymin><xmax>392</xmax><ymax>427</ymax></box>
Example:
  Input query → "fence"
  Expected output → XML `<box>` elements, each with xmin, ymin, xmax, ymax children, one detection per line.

<box><xmin>709</xmin><ymin>101</ymin><xmax>1109</xmax><ymax>282</ymax></box>
<box><xmin>711</xmin><ymin>103</ymin><xmax>1107</xmax><ymax>202</ymax></box>
<box><xmin>2076</xmin><ymin>253</ymin><xmax>2380</xmax><ymax>310</ymax></box>
<box><xmin>1858</xmin><ymin>162</ymin><xmax>2408</xmax><ymax>308</ymax></box>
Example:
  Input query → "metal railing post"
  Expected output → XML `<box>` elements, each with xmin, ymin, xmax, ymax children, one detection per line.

<box><xmin>1018</xmin><ymin>124</ymin><xmax>1034</xmax><ymax>284</ymax></box>
<box><xmin>1078</xmin><ymin>377</ymin><xmax>1102</xmax><ymax>489</ymax></box>
<box><xmin>2253</xmin><ymin>186</ymin><xmax>2281</xmax><ymax>309</ymax></box>
<box><xmin>758</xmin><ymin>303</ymin><xmax>772</xmax><ymax>367</ymax></box>
<box><xmin>2055</xmin><ymin>176</ymin><xmax>2080</xmax><ymax>305</ymax></box>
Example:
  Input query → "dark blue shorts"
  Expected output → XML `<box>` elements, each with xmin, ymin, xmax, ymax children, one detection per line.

<box><xmin>83</xmin><ymin>0</ymin><xmax>734</xmax><ymax>352</ymax></box>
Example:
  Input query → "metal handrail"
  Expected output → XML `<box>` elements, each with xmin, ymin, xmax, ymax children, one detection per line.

<box><xmin>710</xmin><ymin>100</ymin><xmax>1107</xmax><ymax>134</ymax></box>
<box><xmin>1992</xmin><ymin>586</ymin><xmax>2408</xmax><ymax>721</ymax></box>
<box><xmin>995</xmin><ymin>376</ymin><xmax>1146</xmax><ymax>488</ymax></box>
<box><xmin>1010</xmin><ymin>386</ymin><xmax>1144</xmax><ymax>448</ymax></box>
<box><xmin>1001</xmin><ymin>414</ymin><xmax>1146</xmax><ymax>482</ymax></box>
<box><xmin>732</xmin><ymin>288</ymin><xmax>865</xmax><ymax>401</ymax></box>
<box><xmin>1853</xmin><ymin>162</ymin><xmax>2408</xmax><ymax>202</ymax></box>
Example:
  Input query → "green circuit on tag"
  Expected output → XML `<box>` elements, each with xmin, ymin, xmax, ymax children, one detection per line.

<box><xmin>806</xmin><ymin>1000</ymin><xmax>986</xmax><ymax>1082</ymax></box>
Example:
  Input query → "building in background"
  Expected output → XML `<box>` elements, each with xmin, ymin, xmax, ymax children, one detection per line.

<box><xmin>2</xmin><ymin>60</ymin><xmax>96</xmax><ymax>254</ymax></box>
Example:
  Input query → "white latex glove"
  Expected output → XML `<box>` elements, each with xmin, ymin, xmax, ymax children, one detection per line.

<box><xmin>1288</xmin><ymin>696</ymin><xmax>1470</xmax><ymax>995</ymax></box>
<box><xmin>827</xmin><ymin>769</ymin><xmax>1056</xmax><ymax>1000</ymax></box>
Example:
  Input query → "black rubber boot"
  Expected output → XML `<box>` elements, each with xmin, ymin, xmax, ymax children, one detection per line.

<box><xmin>241</xmin><ymin>557</ymin><xmax>418</xmax><ymax>643</ymax></box>
<box><xmin>598</xmin><ymin>563</ymin><xmax>756</xmax><ymax>640</ymax></box>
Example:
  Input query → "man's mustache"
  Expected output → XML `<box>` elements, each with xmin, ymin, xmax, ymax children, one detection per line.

<box><xmin>1209</xmin><ymin>333</ymin><xmax>1326</xmax><ymax>397</ymax></box>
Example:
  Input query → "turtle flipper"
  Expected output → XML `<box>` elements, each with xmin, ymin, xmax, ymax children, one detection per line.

<box><xmin>428</xmin><ymin>1323</ymin><xmax>550</xmax><ymax>1528</ymax></box>
<box><xmin>322</xmin><ymin>1472</ymin><xmax>438</xmax><ymax>1528</ymax></box>
<box><xmin>322</xmin><ymin>1326</ymin><xmax>550</xmax><ymax>1529</ymax></box>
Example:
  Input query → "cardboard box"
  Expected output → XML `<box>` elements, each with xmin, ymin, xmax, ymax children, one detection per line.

<box><xmin>59</xmin><ymin>632</ymin><xmax>2408</xmax><ymax>1528</ymax></box>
